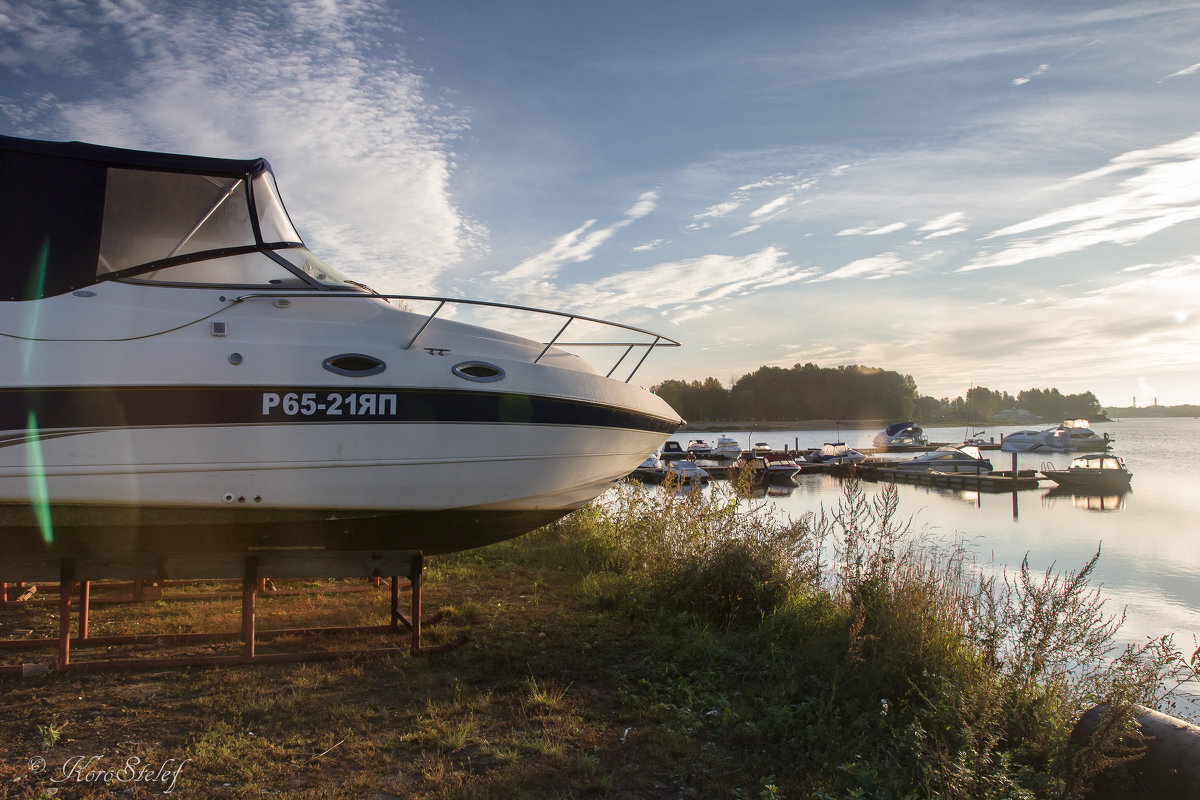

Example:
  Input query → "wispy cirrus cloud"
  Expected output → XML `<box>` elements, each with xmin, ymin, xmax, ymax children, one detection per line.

<box><xmin>750</xmin><ymin>193</ymin><xmax>793</xmax><ymax>218</ymax></box>
<box><xmin>1160</xmin><ymin>61</ymin><xmax>1200</xmax><ymax>81</ymax></box>
<box><xmin>812</xmin><ymin>252</ymin><xmax>912</xmax><ymax>282</ymax></box>
<box><xmin>917</xmin><ymin>212</ymin><xmax>968</xmax><ymax>240</ymax></box>
<box><xmin>837</xmin><ymin>222</ymin><xmax>908</xmax><ymax>237</ymax></box>
<box><xmin>498</xmin><ymin>190</ymin><xmax>659</xmax><ymax>282</ymax></box>
<box><xmin>1012</xmin><ymin>63</ymin><xmax>1049</xmax><ymax>86</ymax></box>
<box><xmin>962</xmin><ymin>132</ymin><xmax>1200</xmax><ymax>272</ymax></box>
<box><xmin>556</xmin><ymin>246</ymin><xmax>817</xmax><ymax>319</ymax></box>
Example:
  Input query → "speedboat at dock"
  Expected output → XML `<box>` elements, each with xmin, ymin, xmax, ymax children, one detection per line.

<box><xmin>733</xmin><ymin>452</ymin><xmax>802</xmax><ymax>482</ymax></box>
<box><xmin>890</xmin><ymin>444</ymin><xmax>992</xmax><ymax>474</ymax></box>
<box><xmin>1002</xmin><ymin>421</ymin><xmax>1112</xmax><ymax>453</ymax></box>
<box><xmin>1059</xmin><ymin>419</ymin><xmax>1113</xmax><ymax>451</ymax></box>
<box><xmin>806</xmin><ymin>442</ymin><xmax>867</xmax><ymax>468</ymax></box>
<box><xmin>665</xmin><ymin>460</ymin><xmax>709</xmax><ymax>484</ymax></box>
<box><xmin>710</xmin><ymin>436</ymin><xmax>743</xmax><ymax>461</ymax></box>
<box><xmin>873</xmin><ymin>422</ymin><xmax>929</xmax><ymax>449</ymax></box>
<box><xmin>1040</xmin><ymin>454</ymin><xmax>1132</xmax><ymax>492</ymax></box>
<box><xmin>1000</xmin><ymin>427</ymin><xmax>1069</xmax><ymax>453</ymax></box>
<box><xmin>630</xmin><ymin>455</ymin><xmax>667</xmax><ymax>483</ymax></box>
<box><xmin>0</xmin><ymin>135</ymin><xmax>683</xmax><ymax>556</ymax></box>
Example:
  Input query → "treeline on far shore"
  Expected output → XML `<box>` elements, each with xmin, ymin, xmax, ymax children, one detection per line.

<box><xmin>1104</xmin><ymin>404</ymin><xmax>1200</xmax><ymax>418</ymax></box>
<box><xmin>653</xmin><ymin>363</ymin><xmax>1105</xmax><ymax>423</ymax></box>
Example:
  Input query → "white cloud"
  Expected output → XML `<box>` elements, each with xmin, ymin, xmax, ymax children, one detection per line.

<box><xmin>694</xmin><ymin>200</ymin><xmax>742</xmax><ymax>220</ymax></box>
<box><xmin>963</xmin><ymin>133</ymin><xmax>1200</xmax><ymax>272</ymax></box>
<box><xmin>548</xmin><ymin>247</ymin><xmax>816</xmax><ymax>319</ymax></box>
<box><xmin>626</xmin><ymin>190</ymin><xmax>660</xmax><ymax>220</ymax></box>
<box><xmin>750</xmin><ymin>193</ymin><xmax>792</xmax><ymax>217</ymax></box>
<box><xmin>1161</xmin><ymin>62</ymin><xmax>1200</xmax><ymax>81</ymax></box>
<box><xmin>498</xmin><ymin>190</ymin><xmax>659</xmax><ymax>282</ymax></box>
<box><xmin>1012</xmin><ymin>63</ymin><xmax>1049</xmax><ymax>86</ymax></box>
<box><xmin>812</xmin><ymin>252</ymin><xmax>912</xmax><ymax>282</ymax></box>
<box><xmin>633</xmin><ymin>238</ymin><xmax>665</xmax><ymax>252</ymax></box>
<box><xmin>919</xmin><ymin>212</ymin><xmax>967</xmax><ymax>232</ymax></box>
<box><xmin>837</xmin><ymin>222</ymin><xmax>908</xmax><ymax>237</ymax></box>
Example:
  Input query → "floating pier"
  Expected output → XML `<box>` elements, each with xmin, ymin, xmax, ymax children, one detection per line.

<box><xmin>857</xmin><ymin>466</ymin><xmax>1043</xmax><ymax>492</ymax></box>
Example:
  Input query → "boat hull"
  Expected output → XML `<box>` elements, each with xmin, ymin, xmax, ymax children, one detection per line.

<box><xmin>0</xmin><ymin>407</ymin><xmax>676</xmax><ymax>555</ymax></box>
<box><xmin>1041</xmin><ymin>472</ymin><xmax>1131</xmax><ymax>492</ymax></box>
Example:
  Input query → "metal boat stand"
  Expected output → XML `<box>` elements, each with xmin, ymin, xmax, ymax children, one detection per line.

<box><xmin>0</xmin><ymin>550</ymin><xmax>464</xmax><ymax>675</ymax></box>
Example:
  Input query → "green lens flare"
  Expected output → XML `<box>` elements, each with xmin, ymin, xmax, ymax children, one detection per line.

<box><xmin>25</xmin><ymin>413</ymin><xmax>53</xmax><ymax>544</ymax></box>
<box><xmin>22</xmin><ymin>242</ymin><xmax>53</xmax><ymax>543</ymax></box>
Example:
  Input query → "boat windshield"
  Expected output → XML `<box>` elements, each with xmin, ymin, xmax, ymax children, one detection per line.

<box><xmin>98</xmin><ymin>167</ymin><xmax>300</xmax><ymax>274</ymax></box>
<box><xmin>1072</xmin><ymin>455</ymin><xmax>1124</xmax><ymax>469</ymax></box>
<box><xmin>98</xmin><ymin>166</ymin><xmax>363</xmax><ymax>289</ymax></box>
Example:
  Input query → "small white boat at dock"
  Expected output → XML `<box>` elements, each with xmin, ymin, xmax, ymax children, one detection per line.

<box><xmin>1040</xmin><ymin>453</ymin><xmax>1132</xmax><ymax>492</ymax></box>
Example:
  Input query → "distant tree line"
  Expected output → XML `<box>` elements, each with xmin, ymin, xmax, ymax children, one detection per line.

<box><xmin>1103</xmin><ymin>404</ymin><xmax>1200</xmax><ymax>418</ymax></box>
<box><xmin>653</xmin><ymin>363</ymin><xmax>1105</xmax><ymax>423</ymax></box>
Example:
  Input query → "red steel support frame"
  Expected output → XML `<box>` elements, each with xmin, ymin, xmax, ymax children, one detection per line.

<box><xmin>0</xmin><ymin>550</ymin><xmax>462</xmax><ymax>674</ymax></box>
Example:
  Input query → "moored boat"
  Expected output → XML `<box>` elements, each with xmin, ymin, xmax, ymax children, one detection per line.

<box><xmin>873</xmin><ymin>421</ymin><xmax>929</xmax><ymax>449</ymax></box>
<box><xmin>1059</xmin><ymin>419</ymin><xmax>1114</xmax><ymax>451</ymax></box>
<box><xmin>806</xmin><ymin>442</ymin><xmax>867</xmax><ymax>467</ymax></box>
<box><xmin>0</xmin><ymin>135</ymin><xmax>683</xmax><ymax>556</ymax></box>
<box><xmin>890</xmin><ymin>444</ymin><xmax>993</xmax><ymax>474</ymax></box>
<box><xmin>630</xmin><ymin>454</ymin><xmax>667</xmax><ymax>483</ymax></box>
<box><xmin>1040</xmin><ymin>453</ymin><xmax>1132</xmax><ymax>492</ymax></box>
<box><xmin>711</xmin><ymin>435</ymin><xmax>743</xmax><ymax>461</ymax></box>
<box><xmin>1001</xmin><ymin>426</ymin><xmax>1069</xmax><ymax>453</ymax></box>
<box><xmin>665</xmin><ymin>460</ymin><xmax>709</xmax><ymax>484</ymax></box>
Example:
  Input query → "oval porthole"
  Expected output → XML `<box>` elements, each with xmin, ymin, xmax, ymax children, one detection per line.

<box><xmin>323</xmin><ymin>353</ymin><xmax>386</xmax><ymax>377</ymax></box>
<box><xmin>452</xmin><ymin>361</ymin><xmax>505</xmax><ymax>383</ymax></box>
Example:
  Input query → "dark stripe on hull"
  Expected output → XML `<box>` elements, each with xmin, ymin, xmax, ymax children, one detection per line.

<box><xmin>0</xmin><ymin>386</ymin><xmax>679</xmax><ymax>435</ymax></box>
<box><xmin>0</xmin><ymin>503</ymin><xmax>571</xmax><ymax>556</ymax></box>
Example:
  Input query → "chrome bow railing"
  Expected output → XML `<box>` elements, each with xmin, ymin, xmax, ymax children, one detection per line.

<box><xmin>232</xmin><ymin>292</ymin><xmax>680</xmax><ymax>383</ymax></box>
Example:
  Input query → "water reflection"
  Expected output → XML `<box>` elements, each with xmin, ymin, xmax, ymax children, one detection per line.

<box><xmin>1042</xmin><ymin>486</ymin><xmax>1130</xmax><ymax>512</ymax></box>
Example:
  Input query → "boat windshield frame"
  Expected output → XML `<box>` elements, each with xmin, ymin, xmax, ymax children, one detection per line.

<box><xmin>0</xmin><ymin>135</ymin><xmax>359</xmax><ymax>298</ymax></box>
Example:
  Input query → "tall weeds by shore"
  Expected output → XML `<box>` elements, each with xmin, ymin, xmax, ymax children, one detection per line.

<box><xmin>541</xmin><ymin>474</ymin><xmax>1198</xmax><ymax>798</ymax></box>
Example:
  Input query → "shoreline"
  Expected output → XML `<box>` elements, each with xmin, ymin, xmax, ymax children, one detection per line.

<box><xmin>681</xmin><ymin>419</ymin><xmax>898</xmax><ymax>432</ymax></box>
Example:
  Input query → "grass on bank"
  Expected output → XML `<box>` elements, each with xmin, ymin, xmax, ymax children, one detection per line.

<box><xmin>524</xmin><ymin>473</ymin><xmax>1199</xmax><ymax>799</ymax></box>
<box><xmin>1</xmin><ymin>473</ymin><xmax>1197</xmax><ymax>798</ymax></box>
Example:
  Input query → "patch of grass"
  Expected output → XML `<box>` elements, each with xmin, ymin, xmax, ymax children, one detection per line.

<box><xmin>35</xmin><ymin>723</ymin><xmax>61</xmax><ymax>749</ymax></box>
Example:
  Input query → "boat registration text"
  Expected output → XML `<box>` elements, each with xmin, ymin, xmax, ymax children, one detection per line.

<box><xmin>262</xmin><ymin>391</ymin><xmax>398</xmax><ymax>418</ymax></box>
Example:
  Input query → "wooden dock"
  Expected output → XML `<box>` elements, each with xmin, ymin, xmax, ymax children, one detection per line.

<box><xmin>857</xmin><ymin>466</ymin><xmax>1042</xmax><ymax>492</ymax></box>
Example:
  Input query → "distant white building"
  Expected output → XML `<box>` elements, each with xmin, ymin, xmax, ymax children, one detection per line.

<box><xmin>991</xmin><ymin>408</ymin><xmax>1040</xmax><ymax>424</ymax></box>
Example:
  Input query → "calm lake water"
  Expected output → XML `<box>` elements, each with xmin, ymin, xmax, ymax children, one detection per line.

<box><xmin>673</xmin><ymin>418</ymin><xmax>1200</xmax><ymax>664</ymax></box>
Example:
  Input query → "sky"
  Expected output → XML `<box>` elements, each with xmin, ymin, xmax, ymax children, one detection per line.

<box><xmin>1</xmin><ymin>0</ymin><xmax>1199</xmax><ymax>407</ymax></box>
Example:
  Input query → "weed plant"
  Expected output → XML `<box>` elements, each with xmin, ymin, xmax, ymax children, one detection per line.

<box><xmin>542</xmin><ymin>474</ymin><xmax>1199</xmax><ymax>798</ymax></box>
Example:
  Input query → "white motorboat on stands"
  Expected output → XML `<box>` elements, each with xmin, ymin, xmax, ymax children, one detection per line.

<box><xmin>0</xmin><ymin>136</ymin><xmax>683</xmax><ymax>556</ymax></box>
